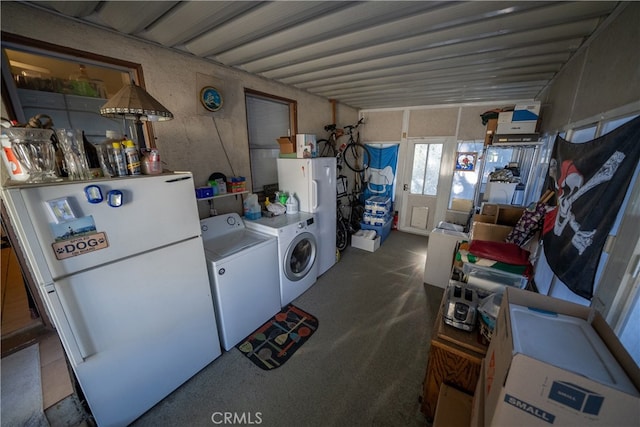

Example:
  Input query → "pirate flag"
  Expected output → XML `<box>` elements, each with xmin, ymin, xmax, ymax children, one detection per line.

<box><xmin>542</xmin><ymin>115</ymin><xmax>640</xmax><ymax>299</ymax></box>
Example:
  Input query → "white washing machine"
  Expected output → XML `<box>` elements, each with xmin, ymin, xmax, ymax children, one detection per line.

<box><xmin>245</xmin><ymin>212</ymin><xmax>318</xmax><ymax>306</ymax></box>
<box><xmin>201</xmin><ymin>213</ymin><xmax>281</xmax><ymax>351</ymax></box>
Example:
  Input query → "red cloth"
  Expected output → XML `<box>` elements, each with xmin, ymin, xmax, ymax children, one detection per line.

<box><xmin>468</xmin><ymin>240</ymin><xmax>531</xmax><ymax>266</ymax></box>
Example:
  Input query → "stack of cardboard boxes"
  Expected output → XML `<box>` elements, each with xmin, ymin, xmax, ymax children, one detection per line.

<box><xmin>470</xmin><ymin>203</ymin><xmax>525</xmax><ymax>242</ymax></box>
<box><xmin>484</xmin><ymin>102</ymin><xmax>542</xmax><ymax>145</ymax></box>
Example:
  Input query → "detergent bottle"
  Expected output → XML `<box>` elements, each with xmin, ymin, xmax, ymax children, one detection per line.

<box><xmin>286</xmin><ymin>192</ymin><xmax>299</xmax><ymax>214</ymax></box>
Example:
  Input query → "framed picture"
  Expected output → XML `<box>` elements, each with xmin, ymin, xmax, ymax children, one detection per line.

<box><xmin>46</xmin><ymin>198</ymin><xmax>76</xmax><ymax>223</ymax></box>
<box><xmin>200</xmin><ymin>86</ymin><xmax>223</xmax><ymax>112</ymax></box>
<box><xmin>455</xmin><ymin>152</ymin><xmax>477</xmax><ymax>172</ymax></box>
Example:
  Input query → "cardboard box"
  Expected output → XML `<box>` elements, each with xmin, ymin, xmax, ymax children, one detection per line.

<box><xmin>496</xmin><ymin>102</ymin><xmax>540</xmax><ymax>134</ymax></box>
<box><xmin>472</xmin><ymin>214</ymin><xmax>496</xmax><ymax>224</ymax></box>
<box><xmin>483</xmin><ymin>288</ymin><xmax>640</xmax><ymax>427</ymax></box>
<box><xmin>433</xmin><ymin>384</ymin><xmax>473</xmax><ymax>427</ymax></box>
<box><xmin>512</xmin><ymin>102</ymin><xmax>541</xmax><ymax>121</ymax></box>
<box><xmin>470</xmin><ymin>222</ymin><xmax>513</xmax><ymax>242</ymax></box>
<box><xmin>351</xmin><ymin>234</ymin><xmax>380</xmax><ymax>252</ymax></box>
<box><xmin>496</xmin><ymin>205</ymin><xmax>525</xmax><ymax>226</ymax></box>
<box><xmin>451</xmin><ymin>198</ymin><xmax>473</xmax><ymax>212</ymax></box>
<box><xmin>484</xmin><ymin>118</ymin><xmax>498</xmax><ymax>146</ymax></box>
<box><xmin>277</xmin><ymin>136</ymin><xmax>295</xmax><ymax>154</ymax></box>
<box><xmin>497</xmin><ymin>121</ymin><xmax>538</xmax><ymax>134</ymax></box>
<box><xmin>296</xmin><ymin>134</ymin><xmax>317</xmax><ymax>158</ymax></box>
<box><xmin>479</xmin><ymin>203</ymin><xmax>525</xmax><ymax>226</ymax></box>
<box><xmin>480</xmin><ymin>203</ymin><xmax>499</xmax><ymax>216</ymax></box>
<box><xmin>497</xmin><ymin>111</ymin><xmax>514</xmax><ymax>124</ymax></box>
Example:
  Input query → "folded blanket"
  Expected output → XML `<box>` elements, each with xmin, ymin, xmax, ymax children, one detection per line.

<box><xmin>468</xmin><ymin>240</ymin><xmax>531</xmax><ymax>266</ymax></box>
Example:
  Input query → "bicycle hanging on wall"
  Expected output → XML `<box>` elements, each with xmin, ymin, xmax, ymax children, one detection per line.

<box><xmin>317</xmin><ymin>118</ymin><xmax>371</xmax><ymax>173</ymax></box>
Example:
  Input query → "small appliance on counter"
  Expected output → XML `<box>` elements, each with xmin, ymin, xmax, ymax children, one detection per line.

<box><xmin>443</xmin><ymin>281</ymin><xmax>479</xmax><ymax>331</ymax></box>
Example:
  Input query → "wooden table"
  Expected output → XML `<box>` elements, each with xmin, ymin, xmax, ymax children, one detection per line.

<box><xmin>420</xmin><ymin>291</ymin><xmax>488</xmax><ymax>421</ymax></box>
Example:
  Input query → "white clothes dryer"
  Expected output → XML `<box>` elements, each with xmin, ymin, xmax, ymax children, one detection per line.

<box><xmin>245</xmin><ymin>213</ymin><xmax>318</xmax><ymax>306</ymax></box>
<box><xmin>201</xmin><ymin>214</ymin><xmax>280</xmax><ymax>351</ymax></box>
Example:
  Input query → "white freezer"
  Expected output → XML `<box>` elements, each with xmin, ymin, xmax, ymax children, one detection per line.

<box><xmin>277</xmin><ymin>157</ymin><xmax>336</xmax><ymax>275</ymax></box>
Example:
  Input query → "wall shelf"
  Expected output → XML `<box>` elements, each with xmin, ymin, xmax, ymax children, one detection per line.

<box><xmin>196</xmin><ymin>190</ymin><xmax>248</xmax><ymax>202</ymax></box>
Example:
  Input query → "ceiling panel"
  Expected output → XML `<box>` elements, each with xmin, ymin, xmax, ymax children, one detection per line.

<box><xmin>23</xmin><ymin>1</ymin><xmax>621</xmax><ymax>109</ymax></box>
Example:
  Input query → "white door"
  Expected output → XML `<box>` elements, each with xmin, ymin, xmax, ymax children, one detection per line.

<box><xmin>55</xmin><ymin>238</ymin><xmax>220</xmax><ymax>426</ymax></box>
<box><xmin>399</xmin><ymin>137</ymin><xmax>456</xmax><ymax>235</ymax></box>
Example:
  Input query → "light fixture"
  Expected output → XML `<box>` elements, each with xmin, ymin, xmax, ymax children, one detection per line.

<box><xmin>99</xmin><ymin>83</ymin><xmax>173</xmax><ymax>148</ymax></box>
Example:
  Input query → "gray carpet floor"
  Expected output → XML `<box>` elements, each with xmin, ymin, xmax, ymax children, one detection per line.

<box><xmin>133</xmin><ymin>230</ymin><xmax>443</xmax><ymax>427</ymax></box>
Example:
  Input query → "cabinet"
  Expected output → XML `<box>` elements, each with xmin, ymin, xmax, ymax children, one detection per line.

<box><xmin>421</xmin><ymin>291</ymin><xmax>487</xmax><ymax>421</ymax></box>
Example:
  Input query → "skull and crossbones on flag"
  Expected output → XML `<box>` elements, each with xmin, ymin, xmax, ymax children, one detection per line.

<box><xmin>542</xmin><ymin>116</ymin><xmax>640</xmax><ymax>299</ymax></box>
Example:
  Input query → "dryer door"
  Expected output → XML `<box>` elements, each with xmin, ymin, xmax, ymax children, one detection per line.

<box><xmin>283</xmin><ymin>232</ymin><xmax>317</xmax><ymax>282</ymax></box>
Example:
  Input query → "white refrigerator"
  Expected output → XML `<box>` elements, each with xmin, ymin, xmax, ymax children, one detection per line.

<box><xmin>277</xmin><ymin>157</ymin><xmax>336</xmax><ymax>275</ymax></box>
<box><xmin>1</xmin><ymin>172</ymin><xmax>221</xmax><ymax>427</ymax></box>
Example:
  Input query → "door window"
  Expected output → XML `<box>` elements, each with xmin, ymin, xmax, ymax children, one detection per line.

<box><xmin>410</xmin><ymin>143</ymin><xmax>443</xmax><ymax>195</ymax></box>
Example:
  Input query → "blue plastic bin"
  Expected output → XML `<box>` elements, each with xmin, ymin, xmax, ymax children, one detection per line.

<box><xmin>360</xmin><ymin>216</ymin><xmax>393</xmax><ymax>244</ymax></box>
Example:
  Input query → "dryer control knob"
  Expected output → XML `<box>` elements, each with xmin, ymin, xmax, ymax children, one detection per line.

<box><xmin>298</xmin><ymin>222</ymin><xmax>304</xmax><ymax>229</ymax></box>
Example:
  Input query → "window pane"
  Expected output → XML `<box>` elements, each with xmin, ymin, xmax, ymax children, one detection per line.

<box><xmin>410</xmin><ymin>143</ymin><xmax>442</xmax><ymax>195</ymax></box>
<box><xmin>601</xmin><ymin>114</ymin><xmax>639</xmax><ymax>135</ymax></box>
<box><xmin>246</xmin><ymin>94</ymin><xmax>291</xmax><ymax>190</ymax></box>
<box><xmin>425</xmin><ymin>144</ymin><xmax>442</xmax><ymax>195</ymax></box>
<box><xmin>570</xmin><ymin>126</ymin><xmax>597</xmax><ymax>143</ymax></box>
<box><xmin>411</xmin><ymin>144</ymin><xmax>427</xmax><ymax>194</ymax></box>
<box><xmin>450</xmin><ymin>140</ymin><xmax>483</xmax><ymax>208</ymax></box>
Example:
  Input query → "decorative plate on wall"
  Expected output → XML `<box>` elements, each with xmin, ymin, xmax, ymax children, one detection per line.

<box><xmin>200</xmin><ymin>86</ymin><xmax>223</xmax><ymax>112</ymax></box>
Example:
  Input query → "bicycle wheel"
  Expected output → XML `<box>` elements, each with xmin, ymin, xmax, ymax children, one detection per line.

<box><xmin>342</xmin><ymin>142</ymin><xmax>371</xmax><ymax>172</ymax></box>
<box><xmin>336</xmin><ymin>220</ymin><xmax>349</xmax><ymax>252</ymax></box>
<box><xmin>317</xmin><ymin>139</ymin><xmax>336</xmax><ymax>157</ymax></box>
<box><xmin>350</xmin><ymin>203</ymin><xmax>365</xmax><ymax>231</ymax></box>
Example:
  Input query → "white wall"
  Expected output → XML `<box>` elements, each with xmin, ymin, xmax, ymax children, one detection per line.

<box><xmin>539</xmin><ymin>2</ymin><xmax>640</xmax><ymax>131</ymax></box>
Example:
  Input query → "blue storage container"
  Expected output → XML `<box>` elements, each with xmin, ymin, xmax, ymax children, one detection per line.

<box><xmin>360</xmin><ymin>216</ymin><xmax>393</xmax><ymax>244</ymax></box>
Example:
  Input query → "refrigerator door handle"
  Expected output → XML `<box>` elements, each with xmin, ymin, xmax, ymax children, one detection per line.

<box><xmin>311</xmin><ymin>180</ymin><xmax>319</xmax><ymax>210</ymax></box>
<box><xmin>164</xmin><ymin>176</ymin><xmax>192</xmax><ymax>183</ymax></box>
<box><xmin>45</xmin><ymin>285</ymin><xmax>87</xmax><ymax>365</ymax></box>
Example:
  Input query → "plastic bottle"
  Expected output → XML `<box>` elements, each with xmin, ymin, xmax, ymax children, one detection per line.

<box><xmin>286</xmin><ymin>192</ymin><xmax>299</xmax><ymax>214</ymax></box>
<box><xmin>122</xmin><ymin>139</ymin><xmax>141</xmax><ymax>175</ymax></box>
<box><xmin>96</xmin><ymin>131</ymin><xmax>118</xmax><ymax>177</ymax></box>
<box><xmin>0</xmin><ymin>134</ymin><xmax>30</xmax><ymax>181</ymax></box>
<box><xmin>109</xmin><ymin>141</ymin><xmax>127</xmax><ymax>177</ymax></box>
